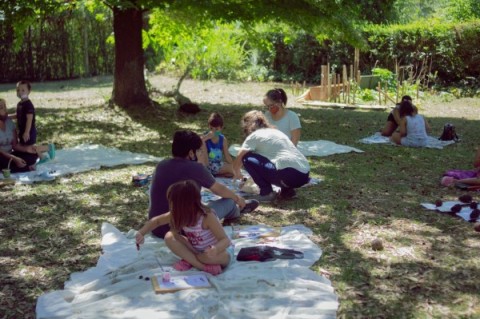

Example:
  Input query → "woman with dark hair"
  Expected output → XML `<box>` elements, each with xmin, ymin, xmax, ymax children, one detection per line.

<box><xmin>390</xmin><ymin>100</ymin><xmax>430</xmax><ymax>147</ymax></box>
<box><xmin>381</xmin><ymin>95</ymin><xmax>418</xmax><ymax>136</ymax></box>
<box><xmin>263</xmin><ymin>88</ymin><xmax>301</xmax><ymax>146</ymax></box>
<box><xmin>233</xmin><ymin>110</ymin><xmax>310</xmax><ymax>202</ymax></box>
<box><xmin>0</xmin><ymin>98</ymin><xmax>38</xmax><ymax>173</ymax></box>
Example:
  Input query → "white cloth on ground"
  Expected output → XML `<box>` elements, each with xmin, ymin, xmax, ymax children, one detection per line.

<box><xmin>229</xmin><ymin>140</ymin><xmax>363</xmax><ymax>158</ymax></box>
<box><xmin>0</xmin><ymin>144</ymin><xmax>162</xmax><ymax>184</ymax></box>
<box><xmin>359</xmin><ymin>132</ymin><xmax>456</xmax><ymax>149</ymax></box>
<box><xmin>36</xmin><ymin>223</ymin><xmax>338</xmax><ymax>319</ymax></box>
<box><xmin>421</xmin><ymin>201</ymin><xmax>480</xmax><ymax>222</ymax></box>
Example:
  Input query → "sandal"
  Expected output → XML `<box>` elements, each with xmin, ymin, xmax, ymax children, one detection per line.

<box><xmin>203</xmin><ymin>264</ymin><xmax>222</xmax><ymax>276</ymax></box>
<box><xmin>173</xmin><ymin>259</ymin><xmax>192</xmax><ymax>271</ymax></box>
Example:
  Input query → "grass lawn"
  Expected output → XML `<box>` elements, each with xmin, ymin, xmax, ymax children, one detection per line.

<box><xmin>1</xmin><ymin>75</ymin><xmax>480</xmax><ymax>318</ymax></box>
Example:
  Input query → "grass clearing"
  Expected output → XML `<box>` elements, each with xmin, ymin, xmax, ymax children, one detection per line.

<box><xmin>1</xmin><ymin>76</ymin><xmax>480</xmax><ymax>318</ymax></box>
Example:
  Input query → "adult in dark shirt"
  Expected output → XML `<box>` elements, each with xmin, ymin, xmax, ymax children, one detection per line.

<box><xmin>148</xmin><ymin>130</ymin><xmax>259</xmax><ymax>238</ymax></box>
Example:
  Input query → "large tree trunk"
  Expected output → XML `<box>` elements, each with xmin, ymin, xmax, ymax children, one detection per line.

<box><xmin>112</xmin><ymin>6</ymin><xmax>150</xmax><ymax>109</ymax></box>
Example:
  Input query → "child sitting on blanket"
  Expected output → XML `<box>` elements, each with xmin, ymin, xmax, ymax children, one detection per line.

<box><xmin>136</xmin><ymin>180</ymin><xmax>234</xmax><ymax>276</ymax></box>
<box><xmin>390</xmin><ymin>100</ymin><xmax>431</xmax><ymax>147</ymax></box>
<box><xmin>441</xmin><ymin>148</ymin><xmax>480</xmax><ymax>187</ymax></box>
<box><xmin>381</xmin><ymin>95</ymin><xmax>418</xmax><ymax>137</ymax></box>
<box><xmin>199</xmin><ymin>112</ymin><xmax>234</xmax><ymax>177</ymax></box>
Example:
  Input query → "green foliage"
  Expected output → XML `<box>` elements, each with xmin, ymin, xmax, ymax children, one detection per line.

<box><xmin>358</xmin><ymin>88</ymin><xmax>376</xmax><ymax>102</ymax></box>
<box><xmin>362</xmin><ymin>19</ymin><xmax>480</xmax><ymax>89</ymax></box>
<box><xmin>0</xmin><ymin>1</ymin><xmax>113</xmax><ymax>81</ymax></box>
<box><xmin>446</xmin><ymin>0</ymin><xmax>480</xmax><ymax>21</ymax></box>
<box><xmin>147</xmin><ymin>11</ymin><xmax>246</xmax><ymax>80</ymax></box>
<box><xmin>372</xmin><ymin>67</ymin><xmax>396</xmax><ymax>90</ymax></box>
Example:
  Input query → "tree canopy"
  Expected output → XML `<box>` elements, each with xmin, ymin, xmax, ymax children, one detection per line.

<box><xmin>3</xmin><ymin>0</ymin><xmax>478</xmax><ymax>108</ymax></box>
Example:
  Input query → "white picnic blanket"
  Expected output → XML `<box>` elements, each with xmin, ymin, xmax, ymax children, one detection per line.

<box><xmin>359</xmin><ymin>132</ymin><xmax>456</xmax><ymax>149</ymax></box>
<box><xmin>36</xmin><ymin>223</ymin><xmax>338</xmax><ymax>319</ymax></box>
<box><xmin>421</xmin><ymin>201</ymin><xmax>479</xmax><ymax>222</ymax></box>
<box><xmin>229</xmin><ymin>140</ymin><xmax>363</xmax><ymax>157</ymax></box>
<box><xmin>0</xmin><ymin>144</ymin><xmax>162</xmax><ymax>184</ymax></box>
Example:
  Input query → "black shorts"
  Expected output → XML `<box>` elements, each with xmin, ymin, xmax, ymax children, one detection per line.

<box><xmin>387</xmin><ymin>112</ymin><xmax>395</xmax><ymax>122</ymax></box>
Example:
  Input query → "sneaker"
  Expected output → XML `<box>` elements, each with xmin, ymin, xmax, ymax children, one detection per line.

<box><xmin>251</xmin><ymin>191</ymin><xmax>276</xmax><ymax>203</ymax></box>
<box><xmin>278</xmin><ymin>188</ymin><xmax>296</xmax><ymax>200</ymax></box>
<box><xmin>240</xmin><ymin>199</ymin><xmax>259</xmax><ymax>214</ymax></box>
<box><xmin>48</xmin><ymin>143</ymin><xmax>56</xmax><ymax>160</ymax></box>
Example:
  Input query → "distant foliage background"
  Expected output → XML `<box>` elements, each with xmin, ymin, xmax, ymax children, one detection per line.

<box><xmin>1</xmin><ymin>0</ymin><xmax>479</xmax><ymax>92</ymax></box>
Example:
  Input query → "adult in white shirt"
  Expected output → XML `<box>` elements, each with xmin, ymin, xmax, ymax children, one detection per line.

<box><xmin>233</xmin><ymin>110</ymin><xmax>310</xmax><ymax>202</ymax></box>
<box><xmin>263</xmin><ymin>88</ymin><xmax>301</xmax><ymax>146</ymax></box>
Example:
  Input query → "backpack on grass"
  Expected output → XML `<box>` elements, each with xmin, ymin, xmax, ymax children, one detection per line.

<box><xmin>439</xmin><ymin>123</ymin><xmax>459</xmax><ymax>141</ymax></box>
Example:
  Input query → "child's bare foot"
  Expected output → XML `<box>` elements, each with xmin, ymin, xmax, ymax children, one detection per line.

<box><xmin>203</xmin><ymin>264</ymin><xmax>222</xmax><ymax>275</ymax></box>
<box><xmin>173</xmin><ymin>259</ymin><xmax>192</xmax><ymax>271</ymax></box>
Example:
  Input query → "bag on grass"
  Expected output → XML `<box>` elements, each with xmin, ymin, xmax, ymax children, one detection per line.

<box><xmin>439</xmin><ymin>123</ymin><xmax>459</xmax><ymax>141</ymax></box>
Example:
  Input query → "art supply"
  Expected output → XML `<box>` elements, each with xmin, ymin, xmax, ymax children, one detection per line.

<box><xmin>136</xmin><ymin>243</ymin><xmax>140</xmax><ymax>251</ymax></box>
<box><xmin>151</xmin><ymin>274</ymin><xmax>211</xmax><ymax>294</ymax></box>
<box><xmin>162</xmin><ymin>272</ymin><xmax>171</xmax><ymax>283</ymax></box>
<box><xmin>2</xmin><ymin>168</ymin><xmax>11</xmax><ymax>178</ymax></box>
<box><xmin>156</xmin><ymin>256</ymin><xmax>165</xmax><ymax>272</ymax></box>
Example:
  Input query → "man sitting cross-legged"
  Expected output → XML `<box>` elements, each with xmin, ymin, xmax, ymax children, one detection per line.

<box><xmin>148</xmin><ymin>130</ymin><xmax>259</xmax><ymax>238</ymax></box>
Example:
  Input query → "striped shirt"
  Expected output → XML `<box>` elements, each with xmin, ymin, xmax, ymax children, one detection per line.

<box><xmin>183</xmin><ymin>214</ymin><xmax>218</xmax><ymax>252</ymax></box>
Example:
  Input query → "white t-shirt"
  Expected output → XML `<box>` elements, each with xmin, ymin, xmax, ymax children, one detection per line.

<box><xmin>241</xmin><ymin>128</ymin><xmax>309</xmax><ymax>173</ymax></box>
<box><xmin>264</xmin><ymin>110</ymin><xmax>301</xmax><ymax>139</ymax></box>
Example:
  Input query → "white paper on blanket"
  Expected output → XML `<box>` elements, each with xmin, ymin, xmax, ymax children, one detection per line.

<box><xmin>421</xmin><ymin>201</ymin><xmax>479</xmax><ymax>222</ymax></box>
<box><xmin>36</xmin><ymin>222</ymin><xmax>338</xmax><ymax>319</ymax></box>
<box><xmin>0</xmin><ymin>144</ymin><xmax>162</xmax><ymax>184</ymax></box>
<box><xmin>229</xmin><ymin>140</ymin><xmax>363</xmax><ymax>158</ymax></box>
<box><xmin>359</xmin><ymin>132</ymin><xmax>456</xmax><ymax>149</ymax></box>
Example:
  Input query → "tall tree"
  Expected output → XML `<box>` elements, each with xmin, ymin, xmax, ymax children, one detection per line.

<box><xmin>1</xmin><ymin>0</ymin><xmax>389</xmax><ymax>109</ymax></box>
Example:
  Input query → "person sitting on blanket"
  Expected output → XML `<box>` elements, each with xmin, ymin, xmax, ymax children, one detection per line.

<box><xmin>232</xmin><ymin>110</ymin><xmax>310</xmax><ymax>202</ymax></box>
<box><xmin>381</xmin><ymin>95</ymin><xmax>418</xmax><ymax>137</ymax></box>
<box><xmin>263</xmin><ymin>88</ymin><xmax>301</xmax><ymax>146</ymax></box>
<box><xmin>137</xmin><ymin>180</ymin><xmax>234</xmax><ymax>275</ymax></box>
<box><xmin>0</xmin><ymin>98</ymin><xmax>38</xmax><ymax>173</ymax></box>
<box><xmin>390</xmin><ymin>100</ymin><xmax>431</xmax><ymax>147</ymax></box>
<box><xmin>199</xmin><ymin>112</ymin><xmax>234</xmax><ymax>177</ymax></box>
<box><xmin>441</xmin><ymin>148</ymin><xmax>480</xmax><ymax>187</ymax></box>
<box><xmin>148</xmin><ymin>130</ymin><xmax>259</xmax><ymax>238</ymax></box>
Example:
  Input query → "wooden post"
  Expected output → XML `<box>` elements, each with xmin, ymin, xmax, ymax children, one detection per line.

<box><xmin>337</xmin><ymin>74</ymin><xmax>341</xmax><ymax>102</ymax></box>
<box><xmin>332</xmin><ymin>72</ymin><xmax>336</xmax><ymax>102</ymax></box>
<box><xmin>342</xmin><ymin>65</ymin><xmax>347</xmax><ymax>103</ymax></box>
<box><xmin>377</xmin><ymin>82</ymin><xmax>382</xmax><ymax>105</ymax></box>
<box><xmin>354</xmin><ymin>48</ymin><xmax>360</xmax><ymax>84</ymax></box>
<box><xmin>395</xmin><ymin>61</ymin><xmax>399</xmax><ymax>103</ymax></box>
<box><xmin>347</xmin><ymin>79</ymin><xmax>350</xmax><ymax>104</ymax></box>
<box><xmin>327</xmin><ymin>63</ymin><xmax>331</xmax><ymax>101</ymax></box>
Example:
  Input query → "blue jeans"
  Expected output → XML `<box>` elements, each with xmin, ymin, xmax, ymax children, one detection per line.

<box><xmin>242</xmin><ymin>152</ymin><xmax>309</xmax><ymax>195</ymax></box>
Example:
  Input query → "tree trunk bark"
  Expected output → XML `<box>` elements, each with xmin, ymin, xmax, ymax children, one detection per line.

<box><xmin>112</xmin><ymin>6</ymin><xmax>150</xmax><ymax>109</ymax></box>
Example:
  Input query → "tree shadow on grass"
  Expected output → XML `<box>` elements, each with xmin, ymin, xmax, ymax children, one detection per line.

<box><xmin>225</xmin><ymin>106</ymin><xmax>480</xmax><ymax>317</ymax></box>
<box><xmin>3</xmin><ymin>101</ymin><xmax>480</xmax><ymax>318</ymax></box>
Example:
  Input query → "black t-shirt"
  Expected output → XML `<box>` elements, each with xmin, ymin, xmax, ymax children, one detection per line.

<box><xmin>148</xmin><ymin>158</ymin><xmax>215</xmax><ymax>237</ymax></box>
<box><xmin>16</xmin><ymin>99</ymin><xmax>35</xmax><ymax>135</ymax></box>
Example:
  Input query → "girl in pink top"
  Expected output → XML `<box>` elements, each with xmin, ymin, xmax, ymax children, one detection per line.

<box><xmin>136</xmin><ymin>180</ymin><xmax>233</xmax><ymax>275</ymax></box>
